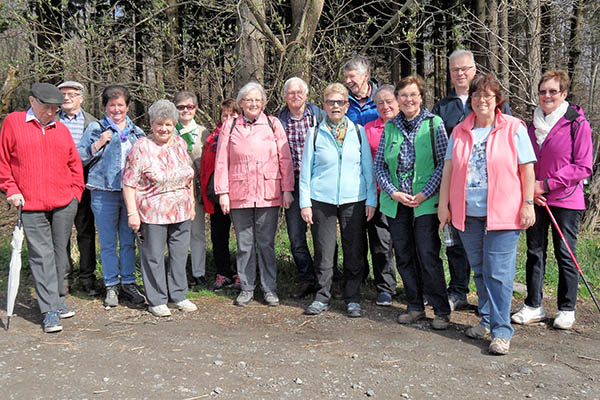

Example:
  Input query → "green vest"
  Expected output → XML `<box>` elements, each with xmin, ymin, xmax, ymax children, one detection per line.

<box><xmin>379</xmin><ymin>116</ymin><xmax>441</xmax><ymax>218</ymax></box>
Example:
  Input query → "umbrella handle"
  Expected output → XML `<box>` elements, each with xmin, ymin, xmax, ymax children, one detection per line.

<box><xmin>17</xmin><ymin>204</ymin><xmax>22</xmax><ymax>229</ymax></box>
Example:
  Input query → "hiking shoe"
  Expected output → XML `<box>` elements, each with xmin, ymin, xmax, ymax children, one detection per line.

<box><xmin>553</xmin><ymin>310</ymin><xmax>575</xmax><ymax>330</ymax></box>
<box><xmin>290</xmin><ymin>282</ymin><xmax>315</xmax><ymax>299</ymax></box>
<box><xmin>149</xmin><ymin>304</ymin><xmax>171</xmax><ymax>317</ymax></box>
<box><xmin>375</xmin><ymin>292</ymin><xmax>392</xmax><ymax>307</ymax></box>
<box><xmin>43</xmin><ymin>311</ymin><xmax>63</xmax><ymax>333</ymax></box>
<box><xmin>397</xmin><ymin>310</ymin><xmax>426</xmax><ymax>324</ymax></box>
<box><xmin>58</xmin><ymin>303</ymin><xmax>75</xmax><ymax>319</ymax></box>
<box><xmin>347</xmin><ymin>302</ymin><xmax>361</xmax><ymax>318</ymax></box>
<box><xmin>304</xmin><ymin>301</ymin><xmax>329</xmax><ymax>315</ymax></box>
<box><xmin>189</xmin><ymin>276</ymin><xmax>208</xmax><ymax>290</ymax></box>
<box><xmin>448</xmin><ymin>296</ymin><xmax>469</xmax><ymax>311</ymax></box>
<box><xmin>104</xmin><ymin>285</ymin><xmax>119</xmax><ymax>307</ymax></box>
<box><xmin>431</xmin><ymin>315</ymin><xmax>450</xmax><ymax>330</ymax></box>
<box><xmin>264</xmin><ymin>292</ymin><xmax>279</xmax><ymax>307</ymax></box>
<box><xmin>234</xmin><ymin>290</ymin><xmax>254</xmax><ymax>307</ymax></box>
<box><xmin>511</xmin><ymin>304</ymin><xmax>546</xmax><ymax>325</ymax></box>
<box><xmin>212</xmin><ymin>274</ymin><xmax>233</xmax><ymax>291</ymax></box>
<box><xmin>120</xmin><ymin>283</ymin><xmax>146</xmax><ymax>305</ymax></box>
<box><xmin>231</xmin><ymin>275</ymin><xmax>241</xmax><ymax>291</ymax></box>
<box><xmin>175</xmin><ymin>299</ymin><xmax>198</xmax><ymax>312</ymax></box>
<box><xmin>465</xmin><ymin>324</ymin><xmax>491</xmax><ymax>340</ymax></box>
<box><xmin>331</xmin><ymin>281</ymin><xmax>343</xmax><ymax>299</ymax></box>
<box><xmin>489</xmin><ymin>337</ymin><xmax>510</xmax><ymax>355</ymax></box>
<box><xmin>81</xmin><ymin>281</ymin><xmax>99</xmax><ymax>297</ymax></box>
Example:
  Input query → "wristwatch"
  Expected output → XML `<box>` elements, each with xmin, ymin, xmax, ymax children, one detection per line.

<box><xmin>524</xmin><ymin>200</ymin><xmax>534</xmax><ymax>205</ymax></box>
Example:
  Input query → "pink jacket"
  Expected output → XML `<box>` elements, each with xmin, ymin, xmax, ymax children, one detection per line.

<box><xmin>450</xmin><ymin>111</ymin><xmax>526</xmax><ymax>231</ymax></box>
<box><xmin>214</xmin><ymin>113</ymin><xmax>294</xmax><ymax>209</ymax></box>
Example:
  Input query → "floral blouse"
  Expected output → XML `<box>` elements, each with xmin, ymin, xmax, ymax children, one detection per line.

<box><xmin>123</xmin><ymin>136</ymin><xmax>194</xmax><ymax>224</ymax></box>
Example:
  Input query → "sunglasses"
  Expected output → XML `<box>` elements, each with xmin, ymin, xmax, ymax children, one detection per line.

<box><xmin>325</xmin><ymin>99</ymin><xmax>348</xmax><ymax>107</ymax></box>
<box><xmin>538</xmin><ymin>90</ymin><xmax>561</xmax><ymax>97</ymax></box>
<box><xmin>176</xmin><ymin>104</ymin><xmax>196</xmax><ymax>111</ymax></box>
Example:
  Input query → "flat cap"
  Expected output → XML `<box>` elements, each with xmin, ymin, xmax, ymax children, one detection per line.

<box><xmin>31</xmin><ymin>83</ymin><xmax>64</xmax><ymax>106</ymax></box>
<box><xmin>57</xmin><ymin>80</ymin><xmax>84</xmax><ymax>92</ymax></box>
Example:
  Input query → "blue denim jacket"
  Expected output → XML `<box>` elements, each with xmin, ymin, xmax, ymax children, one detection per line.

<box><xmin>77</xmin><ymin>115</ymin><xmax>145</xmax><ymax>191</ymax></box>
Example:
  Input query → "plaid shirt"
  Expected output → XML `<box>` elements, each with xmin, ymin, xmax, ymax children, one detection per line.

<box><xmin>374</xmin><ymin>108</ymin><xmax>448</xmax><ymax>198</ymax></box>
<box><xmin>284</xmin><ymin>108</ymin><xmax>313</xmax><ymax>172</ymax></box>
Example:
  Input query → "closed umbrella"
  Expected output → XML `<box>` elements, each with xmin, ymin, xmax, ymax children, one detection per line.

<box><xmin>6</xmin><ymin>205</ymin><xmax>23</xmax><ymax>330</ymax></box>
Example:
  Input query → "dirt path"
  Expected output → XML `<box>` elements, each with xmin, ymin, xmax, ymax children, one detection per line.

<box><xmin>1</xmin><ymin>293</ymin><xmax>599</xmax><ymax>399</ymax></box>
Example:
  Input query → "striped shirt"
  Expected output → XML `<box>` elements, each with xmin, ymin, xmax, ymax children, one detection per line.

<box><xmin>59</xmin><ymin>109</ymin><xmax>86</xmax><ymax>146</ymax></box>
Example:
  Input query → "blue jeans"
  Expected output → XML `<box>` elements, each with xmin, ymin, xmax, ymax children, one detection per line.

<box><xmin>90</xmin><ymin>190</ymin><xmax>137</xmax><ymax>287</ymax></box>
<box><xmin>458</xmin><ymin>217</ymin><xmax>521</xmax><ymax>340</ymax></box>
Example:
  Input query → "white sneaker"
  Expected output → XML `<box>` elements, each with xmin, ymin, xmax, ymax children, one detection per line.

<box><xmin>175</xmin><ymin>299</ymin><xmax>198</xmax><ymax>312</ymax></box>
<box><xmin>511</xmin><ymin>304</ymin><xmax>546</xmax><ymax>325</ymax></box>
<box><xmin>149</xmin><ymin>304</ymin><xmax>171</xmax><ymax>317</ymax></box>
<box><xmin>553</xmin><ymin>310</ymin><xmax>575</xmax><ymax>330</ymax></box>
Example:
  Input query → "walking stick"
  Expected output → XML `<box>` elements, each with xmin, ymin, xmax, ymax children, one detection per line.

<box><xmin>544</xmin><ymin>204</ymin><xmax>600</xmax><ymax>314</ymax></box>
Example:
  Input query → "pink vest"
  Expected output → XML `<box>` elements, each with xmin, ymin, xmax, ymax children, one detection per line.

<box><xmin>449</xmin><ymin>111</ymin><xmax>525</xmax><ymax>231</ymax></box>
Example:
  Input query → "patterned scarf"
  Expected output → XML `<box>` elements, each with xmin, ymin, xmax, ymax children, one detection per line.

<box><xmin>325</xmin><ymin>117</ymin><xmax>348</xmax><ymax>148</ymax></box>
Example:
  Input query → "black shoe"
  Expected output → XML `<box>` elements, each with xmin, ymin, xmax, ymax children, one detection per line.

<box><xmin>331</xmin><ymin>281</ymin><xmax>343</xmax><ymax>299</ymax></box>
<box><xmin>120</xmin><ymin>283</ymin><xmax>146</xmax><ymax>304</ymax></box>
<box><xmin>290</xmin><ymin>282</ymin><xmax>315</xmax><ymax>299</ymax></box>
<box><xmin>189</xmin><ymin>276</ymin><xmax>208</xmax><ymax>290</ymax></box>
<box><xmin>81</xmin><ymin>281</ymin><xmax>99</xmax><ymax>297</ymax></box>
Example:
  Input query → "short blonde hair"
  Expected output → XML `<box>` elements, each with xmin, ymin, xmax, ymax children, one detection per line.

<box><xmin>323</xmin><ymin>83</ymin><xmax>348</xmax><ymax>100</ymax></box>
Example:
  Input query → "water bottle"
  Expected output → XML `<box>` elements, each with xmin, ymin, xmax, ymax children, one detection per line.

<box><xmin>443</xmin><ymin>224</ymin><xmax>454</xmax><ymax>247</ymax></box>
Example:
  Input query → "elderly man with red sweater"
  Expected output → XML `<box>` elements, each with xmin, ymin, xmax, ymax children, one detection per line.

<box><xmin>0</xmin><ymin>83</ymin><xmax>84</xmax><ymax>333</ymax></box>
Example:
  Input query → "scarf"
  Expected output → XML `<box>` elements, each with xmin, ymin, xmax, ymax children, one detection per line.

<box><xmin>176</xmin><ymin>120</ymin><xmax>199</xmax><ymax>152</ymax></box>
<box><xmin>325</xmin><ymin>117</ymin><xmax>348</xmax><ymax>147</ymax></box>
<box><xmin>533</xmin><ymin>101</ymin><xmax>569</xmax><ymax>146</ymax></box>
<box><xmin>104</xmin><ymin>115</ymin><xmax>134</xmax><ymax>142</ymax></box>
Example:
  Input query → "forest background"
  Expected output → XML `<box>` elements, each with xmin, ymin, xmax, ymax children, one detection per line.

<box><xmin>0</xmin><ymin>0</ymin><xmax>599</xmax><ymax>230</ymax></box>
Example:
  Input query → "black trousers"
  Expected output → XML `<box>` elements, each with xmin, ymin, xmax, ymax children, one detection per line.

<box><xmin>311</xmin><ymin>199</ymin><xmax>365</xmax><ymax>304</ymax></box>
<box><xmin>210</xmin><ymin>204</ymin><xmax>234</xmax><ymax>278</ymax></box>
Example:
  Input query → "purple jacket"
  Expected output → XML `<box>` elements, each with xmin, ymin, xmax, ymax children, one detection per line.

<box><xmin>527</xmin><ymin>104</ymin><xmax>593</xmax><ymax>210</ymax></box>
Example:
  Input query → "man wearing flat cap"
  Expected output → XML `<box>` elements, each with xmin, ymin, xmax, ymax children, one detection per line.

<box><xmin>0</xmin><ymin>82</ymin><xmax>84</xmax><ymax>333</ymax></box>
<box><xmin>56</xmin><ymin>81</ymin><xmax>99</xmax><ymax>297</ymax></box>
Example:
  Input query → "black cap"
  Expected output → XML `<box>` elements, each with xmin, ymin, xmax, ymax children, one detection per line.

<box><xmin>30</xmin><ymin>83</ymin><xmax>64</xmax><ymax>106</ymax></box>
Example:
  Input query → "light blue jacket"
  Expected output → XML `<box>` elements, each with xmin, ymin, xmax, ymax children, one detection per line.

<box><xmin>299</xmin><ymin>117</ymin><xmax>377</xmax><ymax>209</ymax></box>
<box><xmin>77</xmin><ymin>115</ymin><xmax>145</xmax><ymax>191</ymax></box>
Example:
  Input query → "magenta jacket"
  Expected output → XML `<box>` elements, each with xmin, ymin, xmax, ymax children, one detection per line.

<box><xmin>214</xmin><ymin>113</ymin><xmax>294</xmax><ymax>209</ymax></box>
<box><xmin>527</xmin><ymin>104</ymin><xmax>593</xmax><ymax>210</ymax></box>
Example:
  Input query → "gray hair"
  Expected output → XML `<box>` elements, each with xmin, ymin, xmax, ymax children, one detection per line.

<box><xmin>449</xmin><ymin>49</ymin><xmax>475</xmax><ymax>64</ymax></box>
<box><xmin>148</xmin><ymin>99</ymin><xmax>179</xmax><ymax>123</ymax></box>
<box><xmin>342</xmin><ymin>55</ymin><xmax>370</xmax><ymax>76</ymax></box>
<box><xmin>283</xmin><ymin>77</ymin><xmax>308</xmax><ymax>97</ymax></box>
<box><xmin>236</xmin><ymin>81</ymin><xmax>267</xmax><ymax>104</ymax></box>
<box><xmin>373</xmin><ymin>84</ymin><xmax>396</xmax><ymax>101</ymax></box>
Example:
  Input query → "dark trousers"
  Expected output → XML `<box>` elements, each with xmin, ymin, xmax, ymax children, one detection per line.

<box><xmin>445</xmin><ymin>226</ymin><xmax>471</xmax><ymax>300</ymax></box>
<box><xmin>66</xmin><ymin>170</ymin><xmax>97</xmax><ymax>287</ymax></box>
<box><xmin>311</xmin><ymin>199</ymin><xmax>365</xmax><ymax>304</ymax></box>
<box><xmin>387</xmin><ymin>204</ymin><xmax>450</xmax><ymax>316</ymax></box>
<box><xmin>140</xmin><ymin>220</ymin><xmax>191</xmax><ymax>306</ymax></box>
<box><xmin>525</xmin><ymin>205</ymin><xmax>581</xmax><ymax>311</ymax></box>
<box><xmin>22</xmin><ymin>198</ymin><xmax>78</xmax><ymax>313</ymax></box>
<box><xmin>362</xmin><ymin>206</ymin><xmax>396</xmax><ymax>294</ymax></box>
<box><xmin>285</xmin><ymin>175</ymin><xmax>340</xmax><ymax>283</ymax></box>
<box><xmin>210</xmin><ymin>204</ymin><xmax>234</xmax><ymax>278</ymax></box>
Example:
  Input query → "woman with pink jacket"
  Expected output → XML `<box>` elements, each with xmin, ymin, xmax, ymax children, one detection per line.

<box><xmin>512</xmin><ymin>70</ymin><xmax>593</xmax><ymax>330</ymax></box>
<box><xmin>214</xmin><ymin>82</ymin><xmax>294</xmax><ymax>307</ymax></box>
<box><xmin>438</xmin><ymin>74</ymin><xmax>536</xmax><ymax>355</ymax></box>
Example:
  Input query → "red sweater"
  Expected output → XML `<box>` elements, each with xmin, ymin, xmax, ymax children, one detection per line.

<box><xmin>199</xmin><ymin>123</ymin><xmax>221</xmax><ymax>214</ymax></box>
<box><xmin>0</xmin><ymin>111</ymin><xmax>84</xmax><ymax>211</ymax></box>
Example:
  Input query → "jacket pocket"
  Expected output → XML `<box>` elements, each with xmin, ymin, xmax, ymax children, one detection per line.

<box><xmin>264</xmin><ymin>170</ymin><xmax>282</xmax><ymax>200</ymax></box>
<box><xmin>229</xmin><ymin>173</ymin><xmax>248</xmax><ymax>201</ymax></box>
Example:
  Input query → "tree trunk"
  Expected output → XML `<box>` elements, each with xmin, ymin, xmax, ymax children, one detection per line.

<box><xmin>288</xmin><ymin>0</ymin><xmax>325</xmax><ymax>84</ymax></box>
<box><xmin>498</xmin><ymin>0</ymin><xmax>509</xmax><ymax>91</ymax></box>
<box><xmin>236</xmin><ymin>0</ymin><xmax>266</xmax><ymax>89</ymax></box>
<box><xmin>526</xmin><ymin>0</ymin><xmax>542</xmax><ymax>105</ymax></box>
<box><xmin>568</xmin><ymin>0</ymin><xmax>583</xmax><ymax>93</ymax></box>
<box><xmin>471</xmin><ymin>0</ymin><xmax>487</xmax><ymax>69</ymax></box>
<box><xmin>487</xmin><ymin>0</ymin><xmax>499</xmax><ymax>74</ymax></box>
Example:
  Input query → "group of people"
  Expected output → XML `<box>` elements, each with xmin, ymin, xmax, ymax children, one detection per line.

<box><xmin>0</xmin><ymin>49</ymin><xmax>593</xmax><ymax>357</ymax></box>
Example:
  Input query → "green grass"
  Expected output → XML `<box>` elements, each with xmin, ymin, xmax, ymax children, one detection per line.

<box><xmin>1</xmin><ymin>215</ymin><xmax>599</xmax><ymax>301</ymax></box>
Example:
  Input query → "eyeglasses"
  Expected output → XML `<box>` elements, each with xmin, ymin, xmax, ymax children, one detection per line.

<box><xmin>538</xmin><ymin>89</ymin><xmax>561</xmax><ymax>97</ymax></box>
<box><xmin>242</xmin><ymin>98</ymin><xmax>263</xmax><ymax>104</ymax></box>
<box><xmin>450</xmin><ymin>65</ymin><xmax>475</xmax><ymax>74</ymax></box>
<box><xmin>398</xmin><ymin>93</ymin><xmax>421</xmax><ymax>100</ymax></box>
<box><xmin>325</xmin><ymin>99</ymin><xmax>348</xmax><ymax>107</ymax></box>
<box><xmin>286</xmin><ymin>90</ymin><xmax>306</xmax><ymax>98</ymax></box>
<box><xmin>176</xmin><ymin>104</ymin><xmax>196</xmax><ymax>111</ymax></box>
<box><xmin>62</xmin><ymin>92</ymin><xmax>82</xmax><ymax>99</ymax></box>
<box><xmin>471</xmin><ymin>92</ymin><xmax>495</xmax><ymax>101</ymax></box>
